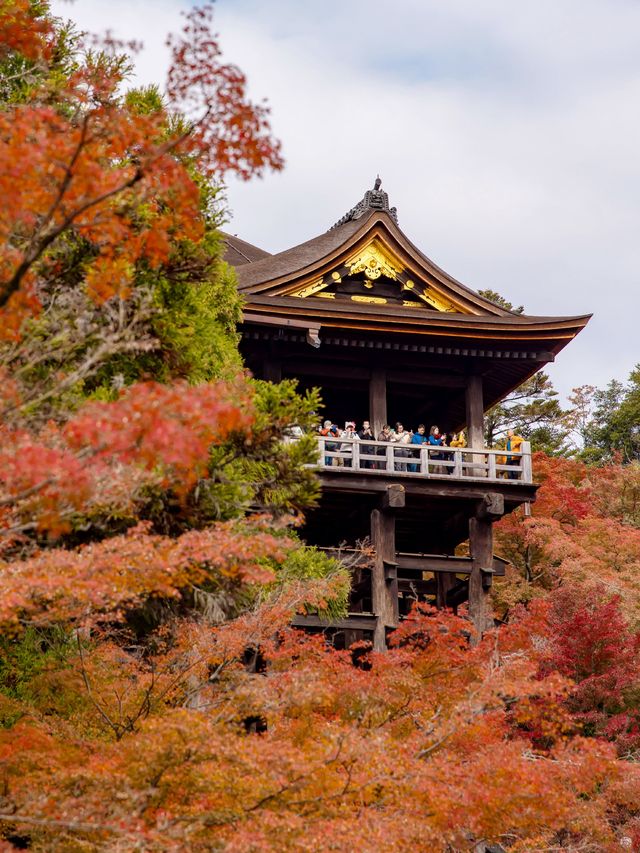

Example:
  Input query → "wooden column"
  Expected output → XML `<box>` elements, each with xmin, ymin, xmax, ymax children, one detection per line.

<box><xmin>468</xmin><ymin>493</ymin><xmax>503</xmax><ymax>640</ymax></box>
<box><xmin>465</xmin><ymin>374</ymin><xmax>484</xmax><ymax>449</ymax></box>
<box><xmin>371</xmin><ymin>484</ymin><xmax>403</xmax><ymax>651</ymax></box>
<box><xmin>468</xmin><ymin>517</ymin><xmax>493</xmax><ymax>640</ymax></box>
<box><xmin>436</xmin><ymin>572</ymin><xmax>456</xmax><ymax>609</ymax></box>
<box><xmin>369</xmin><ymin>368</ymin><xmax>387</xmax><ymax>436</ymax></box>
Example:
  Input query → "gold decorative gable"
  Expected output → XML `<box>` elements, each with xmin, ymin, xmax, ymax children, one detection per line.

<box><xmin>347</xmin><ymin>240</ymin><xmax>401</xmax><ymax>282</ymax></box>
<box><xmin>287</xmin><ymin>238</ymin><xmax>461</xmax><ymax>312</ymax></box>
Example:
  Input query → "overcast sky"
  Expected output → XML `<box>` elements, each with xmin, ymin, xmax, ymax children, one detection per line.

<box><xmin>52</xmin><ymin>0</ymin><xmax>640</xmax><ymax>401</ymax></box>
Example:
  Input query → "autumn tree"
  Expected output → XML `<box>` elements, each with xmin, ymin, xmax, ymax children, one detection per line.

<box><xmin>3</xmin><ymin>593</ymin><xmax>640</xmax><ymax>851</ymax></box>
<box><xmin>542</xmin><ymin>589</ymin><xmax>640</xmax><ymax>756</ymax></box>
<box><xmin>0</xmin><ymin>0</ymin><xmax>285</xmax><ymax>427</ymax></box>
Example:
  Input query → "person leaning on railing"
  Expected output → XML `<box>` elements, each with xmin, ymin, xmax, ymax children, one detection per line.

<box><xmin>320</xmin><ymin>420</ymin><xmax>341</xmax><ymax>466</ymax></box>
<box><xmin>445</xmin><ymin>430</ymin><xmax>466</xmax><ymax>475</ymax></box>
<box><xmin>410</xmin><ymin>424</ymin><xmax>428</xmax><ymax>472</ymax></box>
<box><xmin>376</xmin><ymin>424</ymin><xmax>393</xmax><ymax>470</ymax></box>
<box><xmin>495</xmin><ymin>429</ymin><xmax>524</xmax><ymax>479</ymax></box>
<box><xmin>339</xmin><ymin>422</ymin><xmax>359</xmax><ymax>468</ymax></box>
<box><xmin>449</xmin><ymin>431</ymin><xmax>466</xmax><ymax>449</ymax></box>
<box><xmin>358</xmin><ymin>420</ymin><xmax>375</xmax><ymax>469</ymax></box>
<box><xmin>505</xmin><ymin>428</ymin><xmax>524</xmax><ymax>479</ymax></box>
<box><xmin>427</xmin><ymin>425</ymin><xmax>446</xmax><ymax>474</ymax></box>
<box><xmin>391</xmin><ymin>422</ymin><xmax>412</xmax><ymax>472</ymax></box>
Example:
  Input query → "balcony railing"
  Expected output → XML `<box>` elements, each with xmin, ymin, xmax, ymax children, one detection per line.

<box><xmin>313</xmin><ymin>437</ymin><xmax>533</xmax><ymax>483</ymax></box>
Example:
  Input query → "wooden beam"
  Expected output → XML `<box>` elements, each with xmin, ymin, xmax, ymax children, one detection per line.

<box><xmin>284</xmin><ymin>362</ymin><xmax>370</xmax><ymax>381</ymax></box>
<box><xmin>291</xmin><ymin>614</ymin><xmax>377</xmax><ymax>632</ymax></box>
<box><xmin>476</xmin><ymin>493</ymin><xmax>505</xmax><ymax>520</ymax></box>
<box><xmin>382</xmin><ymin>483</ymin><xmax>405</xmax><ymax>509</ymax></box>
<box><xmin>369</xmin><ymin>368</ymin><xmax>387</xmax><ymax>435</ymax></box>
<box><xmin>465</xmin><ymin>374</ymin><xmax>484</xmax><ymax>451</ymax></box>
<box><xmin>385</xmin><ymin>370</ymin><xmax>467</xmax><ymax>388</ymax></box>
<box><xmin>371</xmin><ymin>508</ymin><xmax>398</xmax><ymax>651</ymax></box>
<box><xmin>243</xmin><ymin>313</ymin><xmax>321</xmax><ymax>331</ymax></box>
<box><xmin>447</xmin><ymin>579</ymin><xmax>470</xmax><ymax>608</ymax></box>
<box><xmin>318</xmin><ymin>471</ymin><xmax>538</xmax><ymax>503</ymax></box>
<box><xmin>395</xmin><ymin>553</ymin><xmax>506</xmax><ymax>576</ymax></box>
<box><xmin>468</xmin><ymin>516</ymin><xmax>494</xmax><ymax>640</ymax></box>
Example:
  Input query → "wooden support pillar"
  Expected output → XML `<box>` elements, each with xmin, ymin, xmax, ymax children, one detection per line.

<box><xmin>371</xmin><ymin>484</ymin><xmax>404</xmax><ymax>651</ymax></box>
<box><xmin>465</xmin><ymin>374</ymin><xmax>484</xmax><ymax>449</ymax></box>
<box><xmin>369</xmin><ymin>368</ymin><xmax>387</xmax><ymax>436</ymax></box>
<box><xmin>468</xmin><ymin>494</ymin><xmax>503</xmax><ymax>639</ymax></box>
<box><xmin>468</xmin><ymin>515</ymin><xmax>495</xmax><ymax>641</ymax></box>
<box><xmin>436</xmin><ymin>572</ymin><xmax>456</xmax><ymax>609</ymax></box>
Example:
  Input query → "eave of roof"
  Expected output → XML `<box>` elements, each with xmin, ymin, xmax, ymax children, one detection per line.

<box><xmin>242</xmin><ymin>293</ymin><xmax>591</xmax><ymax>353</ymax></box>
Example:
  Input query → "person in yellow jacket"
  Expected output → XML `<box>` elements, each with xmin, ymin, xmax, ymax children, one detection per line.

<box><xmin>505</xmin><ymin>428</ymin><xmax>524</xmax><ymax>479</ymax></box>
<box><xmin>449</xmin><ymin>431</ymin><xmax>466</xmax><ymax>448</ymax></box>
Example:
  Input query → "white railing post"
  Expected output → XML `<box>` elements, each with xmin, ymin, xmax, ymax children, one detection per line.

<box><xmin>352</xmin><ymin>439</ymin><xmax>360</xmax><ymax>471</ymax></box>
<box><xmin>386</xmin><ymin>444</ymin><xmax>394</xmax><ymax>473</ymax></box>
<box><xmin>521</xmin><ymin>441</ymin><xmax>532</xmax><ymax>482</ymax></box>
<box><xmin>453</xmin><ymin>450</ymin><xmax>462</xmax><ymax>478</ymax></box>
<box><xmin>317</xmin><ymin>436</ymin><xmax>325</xmax><ymax>467</ymax></box>
<box><xmin>487</xmin><ymin>451</ymin><xmax>496</xmax><ymax>480</ymax></box>
<box><xmin>420</xmin><ymin>446</ymin><xmax>429</xmax><ymax>477</ymax></box>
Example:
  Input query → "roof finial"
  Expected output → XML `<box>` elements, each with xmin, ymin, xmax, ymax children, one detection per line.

<box><xmin>330</xmin><ymin>178</ymin><xmax>398</xmax><ymax>229</ymax></box>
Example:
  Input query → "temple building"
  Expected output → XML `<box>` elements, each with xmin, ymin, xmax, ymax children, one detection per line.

<box><xmin>223</xmin><ymin>181</ymin><xmax>590</xmax><ymax>650</ymax></box>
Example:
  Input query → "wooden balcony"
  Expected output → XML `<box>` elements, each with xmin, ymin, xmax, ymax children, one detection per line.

<box><xmin>312</xmin><ymin>437</ymin><xmax>533</xmax><ymax>484</ymax></box>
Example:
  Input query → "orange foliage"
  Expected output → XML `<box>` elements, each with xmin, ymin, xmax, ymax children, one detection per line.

<box><xmin>0</xmin><ymin>1</ymin><xmax>282</xmax><ymax>336</ymax></box>
<box><xmin>0</xmin><ymin>517</ymin><xmax>293</xmax><ymax>630</ymax></box>
<box><xmin>0</xmin><ymin>0</ymin><xmax>52</xmax><ymax>62</ymax></box>
<box><xmin>1</xmin><ymin>604</ymin><xmax>637</xmax><ymax>851</ymax></box>
<box><xmin>1</xmin><ymin>380</ymin><xmax>253</xmax><ymax>540</ymax></box>
<box><xmin>494</xmin><ymin>453</ymin><xmax>640</xmax><ymax>617</ymax></box>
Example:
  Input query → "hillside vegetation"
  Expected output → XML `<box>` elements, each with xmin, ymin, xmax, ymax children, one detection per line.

<box><xmin>1</xmin><ymin>3</ymin><xmax>640</xmax><ymax>851</ymax></box>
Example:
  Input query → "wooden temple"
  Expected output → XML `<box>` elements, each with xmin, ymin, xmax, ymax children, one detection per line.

<box><xmin>224</xmin><ymin>180</ymin><xmax>590</xmax><ymax>650</ymax></box>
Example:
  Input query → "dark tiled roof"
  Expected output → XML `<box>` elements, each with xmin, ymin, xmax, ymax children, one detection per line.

<box><xmin>233</xmin><ymin>208</ymin><xmax>511</xmax><ymax>316</ymax></box>
<box><xmin>221</xmin><ymin>231</ymin><xmax>271</xmax><ymax>267</ymax></box>
<box><xmin>234</xmin><ymin>216</ymin><xmax>366</xmax><ymax>290</ymax></box>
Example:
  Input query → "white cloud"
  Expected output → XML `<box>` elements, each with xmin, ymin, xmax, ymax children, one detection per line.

<box><xmin>51</xmin><ymin>0</ymin><xmax>640</xmax><ymax>400</ymax></box>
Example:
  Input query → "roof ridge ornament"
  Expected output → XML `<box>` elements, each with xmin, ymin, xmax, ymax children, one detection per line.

<box><xmin>331</xmin><ymin>176</ymin><xmax>398</xmax><ymax>229</ymax></box>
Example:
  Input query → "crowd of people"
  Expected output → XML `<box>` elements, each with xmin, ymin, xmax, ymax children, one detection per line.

<box><xmin>317</xmin><ymin>420</ymin><xmax>468</xmax><ymax>472</ymax></box>
<box><xmin>285</xmin><ymin>419</ymin><xmax>524</xmax><ymax>477</ymax></box>
<box><xmin>303</xmin><ymin>420</ymin><xmax>525</xmax><ymax>478</ymax></box>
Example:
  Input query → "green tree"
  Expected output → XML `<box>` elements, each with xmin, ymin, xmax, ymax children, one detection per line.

<box><xmin>484</xmin><ymin>371</ymin><xmax>572</xmax><ymax>455</ymax></box>
<box><xmin>477</xmin><ymin>288</ymin><xmax>524</xmax><ymax>314</ymax></box>
<box><xmin>477</xmin><ymin>291</ymin><xmax>570</xmax><ymax>454</ymax></box>
<box><xmin>580</xmin><ymin>368</ymin><xmax>640</xmax><ymax>464</ymax></box>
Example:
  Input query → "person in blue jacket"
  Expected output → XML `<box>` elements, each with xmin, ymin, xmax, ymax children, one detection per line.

<box><xmin>409</xmin><ymin>423</ymin><xmax>428</xmax><ymax>472</ymax></box>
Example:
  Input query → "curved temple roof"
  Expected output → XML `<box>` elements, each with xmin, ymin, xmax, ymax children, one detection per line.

<box><xmin>230</xmin><ymin>181</ymin><xmax>590</xmax><ymax>360</ymax></box>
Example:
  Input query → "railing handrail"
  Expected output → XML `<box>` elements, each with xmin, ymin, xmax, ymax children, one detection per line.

<box><xmin>316</xmin><ymin>435</ymin><xmax>527</xmax><ymax>454</ymax></box>
<box><xmin>311</xmin><ymin>435</ymin><xmax>533</xmax><ymax>483</ymax></box>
